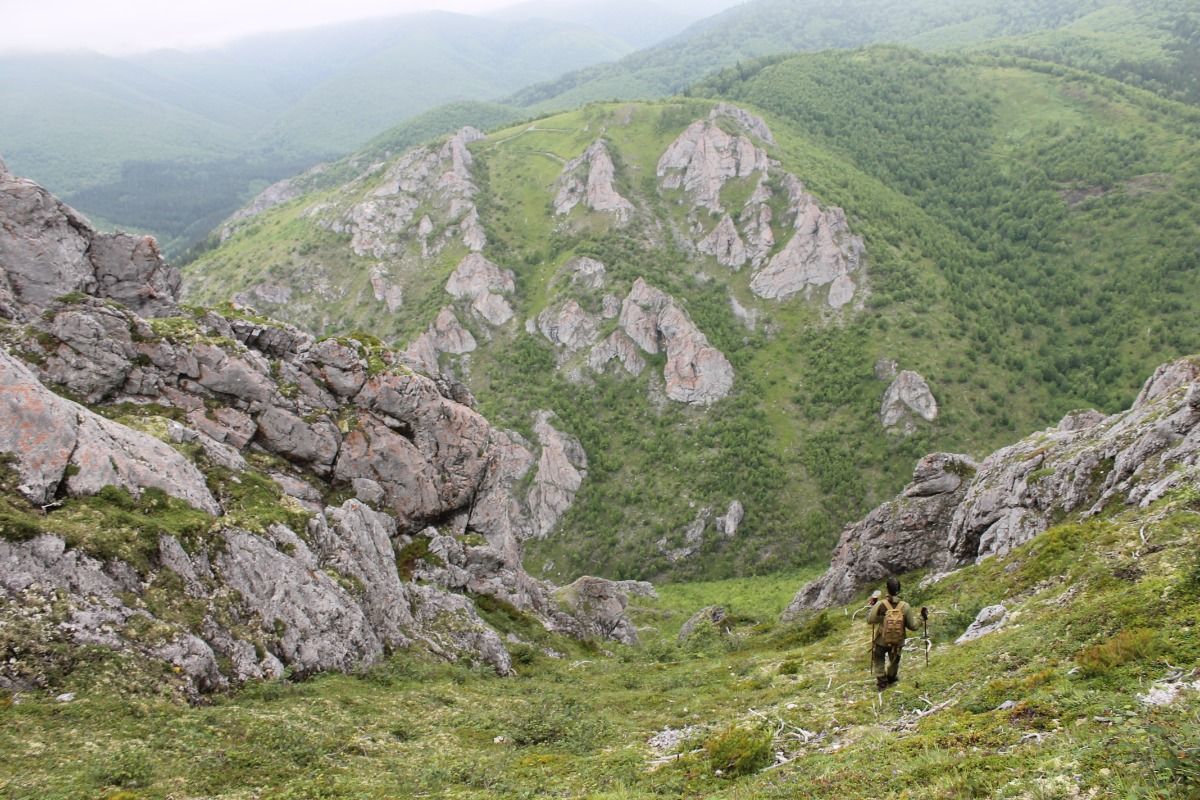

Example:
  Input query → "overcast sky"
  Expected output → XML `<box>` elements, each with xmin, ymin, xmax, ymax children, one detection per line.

<box><xmin>0</xmin><ymin>0</ymin><xmax>533</xmax><ymax>55</ymax></box>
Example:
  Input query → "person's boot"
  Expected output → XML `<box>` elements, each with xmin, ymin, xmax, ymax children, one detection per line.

<box><xmin>876</xmin><ymin>676</ymin><xmax>888</xmax><ymax>690</ymax></box>
<box><xmin>887</xmin><ymin>675</ymin><xmax>899</xmax><ymax>686</ymax></box>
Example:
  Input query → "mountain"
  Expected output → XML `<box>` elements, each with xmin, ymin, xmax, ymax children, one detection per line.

<box><xmin>0</xmin><ymin>159</ymin><xmax>638</xmax><ymax>698</ymax></box>
<box><xmin>3</xmin><ymin>162</ymin><xmax>1197</xmax><ymax>788</ymax></box>
<box><xmin>183</xmin><ymin>48</ymin><xmax>1200</xmax><ymax>584</ymax></box>
<box><xmin>0</xmin><ymin>11</ymin><xmax>638</xmax><ymax>253</ymax></box>
<box><xmin>507</xmin><ymin>0</ymin><xmax>1200</xmax><ymax>111</ymax></box>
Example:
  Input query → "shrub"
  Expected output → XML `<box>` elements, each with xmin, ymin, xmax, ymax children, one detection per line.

<box><xmin>1076</xmin><ymin>628</ymin><xmax>1159</xmax><ymax>676</ymax></box>
<box><xmin>773</xmin><ymin>611</ymin><xmax>837</xmax><ymax>649</ymax></box>
<box><xmin>777</xmin><ymin>659</ymin><xmax>802</xmax><ymax>676</ymax></box>
<box><xmin>504</xmin><ymin>696</ymin><xmax>608</xmax><ymax>752</ymax></box>
<box><xmin>704</xmin><ymin>724</ymin><xmax>774</xmax><ymax>776</ymax></box>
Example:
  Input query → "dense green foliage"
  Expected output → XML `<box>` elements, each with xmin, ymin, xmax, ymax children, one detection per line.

<box><xmin>507</xmin><ymin>0</ymin><xmax>1200</xmax><ymax>112</ymax></box>
<box><xmin>187</xmin><ymin>50</ymin><xmax>1200</xmax><ymax>582</ymax></box>
<box><xmin>2</xmin><ymin>493</ymin><xmax>1196</xmax><ymax>798</ymax></box>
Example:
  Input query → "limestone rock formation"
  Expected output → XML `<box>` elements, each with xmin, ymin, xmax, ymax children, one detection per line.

<box><xmin>783</xmin><ymin>453</ymin><xmax>978</xmax><ymax>615</ymax></box>
<box><xmin>787</xmin><ymin>355</ymin><xmax>1200</xmax><ymax>614</ymax></box>
<box><xmin>715</xmin><ymin>500</ymin><xmax>745</xmax><ymax>538</ymax></box>
<box><xmin>563</xmin><ymin>256</ymin><xmax>607</xmax><ymax>290</ymax></box>
<box><xmin>555</xmin><ymin>577</ymin><xmax>638</xmax><ymax>645</ymax></box>
<box><xmin>658</xmin><ymin>117</ymin><xmax>769</xmax><ymax>212</ymax></box>
<box><xmin>587</xmin><ymin>330</ymin><xmax>646</xmax><ymax>376</ymax></box>
<box><xmin>881</xmin><ymin>370</ymin><xmax>939</xmax><ymax>432</ymax></box>
<box><xmin>710</xmin><ymin>103</ymin><xmax>776</xmax><ymax>145</ymax></box>
<box><xmin>678</xmin><ymin>606</ymin><xmax>727</xmax><ymax>642</ymax></box>
<box><xmin>0</xmin><ymin>169</ymin><xmax>635</xmax><ymax>696</ymax></box>
<box><xmin>553</xmin><ymin>140</ymin><xmax>633</xmax><ymax>223</ymax></box>
<box><xmin>537</xmin><ymin>300</ymin><xmax>600</xmax><ymax>355</ymax></box>
<box><xmin>370</xmin><ymin>265</ymin><xmax>404</xmax><ymax>312</ymax></box>
<box><xmin>955</xmin><ymin>605</ymin><xmax>1008</xmax><ymax>644</ymax></box>
<box><xmin>0</xmin><ymin>168</ymin><xmax>179</xmax><ymax>321</ymax></box>
<box><xmin>748</xmin><ymin>181</ymin><xmax>864</xmax><ymax>307</ymax></box>
<box><xmin>445</xmin><ymin>253</ymin><xmax>516</xmax><ymax>326</ymax></box>
<box><xmin>404</xmin><ymin>307</ymin><xmax>477</xmax><ymax>375</ymax></box>
<box><xmin>615</xmin><ymin>278</ymin><xmax>733</xmax><ymax>405</ymax></box>
<box><xmin>527</xmin><ymin>411</ymin><xmax>588</xmax><ymax>539</ymax></box>
<box><xmin>697</xmin><ymin>214</ymin><xmax>748</xmax><ymax>270</ymax></box>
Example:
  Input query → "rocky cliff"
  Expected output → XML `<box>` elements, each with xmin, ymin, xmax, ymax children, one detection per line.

<box><xmin>0</xmin><ymin>167</ymin><xmax>637</xmax><ymax>698</ymax></box>
<box><xmin>785</xmin><ymin>356</ymin><xmax>1200</xmax><ymax>615</ymax></box>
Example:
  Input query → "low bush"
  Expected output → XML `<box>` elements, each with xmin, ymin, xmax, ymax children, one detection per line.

<box><xmin>1075</xmin><ymin>628</ymin><xmax>1159</xmax><ymax>676</ymax></box>
<box><xmin>703</xmin><ymin>723</ymin><xmax>774</xmax><ymax>776</ymax></box>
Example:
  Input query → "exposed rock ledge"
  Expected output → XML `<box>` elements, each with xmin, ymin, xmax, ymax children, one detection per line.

<box><xmin>554</xmin><ymin>140</ymin><xmax>633</xmax><ymax>223</ymax></box>
<box><xmin>881</xmin><ymin>370</ymin><xmax>939</xmax><ymax>433</ymax></box>
<box><xmin>785</xmin><ymin>356</ymin><xmax>1200</xmax><ymax>616</ymax></box>
<box><xmin>0</xmin><ymin>167</ymin><xmax>635</xmax><ymax>697</ymax></box>
<box><xmin>615</xmin><ymin>278</ymin><xmax>734</xmax><ymax>406</ymax></box>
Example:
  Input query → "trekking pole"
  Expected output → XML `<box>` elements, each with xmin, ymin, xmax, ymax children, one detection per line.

<box><xmin>922</xmin><ymin>608</ymin><xmax>929</xmax><ymax>666</ymax></box>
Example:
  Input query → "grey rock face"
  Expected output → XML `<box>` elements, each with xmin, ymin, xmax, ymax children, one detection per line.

<box><xmin>617</xmin><ymin>278</ymin><xmax>734</xmax><ymax>406</ymax></box>
<box><xmin>554</xmin><ymin>140</ymin><xmax>634</xmax><ymax>223</ymax></box>
<box><xmin>403</xmin><ymin>307</ymin><xmax>476</xmax><ymax>376</ymax></box>
<box><xmin>0</xmin><ymin>169</ymin><xmax>180</xmax><ymax>321</ymax></box>
<box><xmin>881</xmin><ymin>370</ymin><xmax>939</xmax><ymax>432</ymax></box>
<box><xmin>698</xmin><ymin>215</ymin><xmax>748</xmax><ymax>270</ymax></box>
<box><xmin>658</xmin><ymin>118</ymin><xmax>770</xmax><ymax>212</ymax></box>
<box><xmin>537</xmin><ymin>300</ymin><xmax>600</xmax><ymax>354</ymax></box>
<box><xmin>557</xmin><ymin>577</ymin><xmax>638</xmax><ymax>645</ymax></box>
<box><xmin>587</xmin><ymin>330</ymin><xmax>646</xmax><ymax>377</ymax></box>
<box><xmin>749</xmin><ymin>186</ymin><xmax>864</xmax><ymax>307</ymax></box>
<box><xmin>788</xmin><ymin>356</ymin><xmax>1200</xmax><ymax>614</ymax></box>
<box><xmin>527</xmin><ymin>411</ymin><xmax>588</xmax><ymax>539</ymax></box>
<box><xmin>715</xmin><ymin>500</ymin><xmax>745</xmax><ymax>538</ymax></box>
<box><xmin>783</xmin><ymin>453</ymin><xmax>977</xmax><ymax>616</ymax></box>
<box><xmin>445</xmin><ymin>253</ymin><xmax>516</xmax><ymax>326</ymax></box>
<box><xmin>955</xmin><ymin>605</ymin><xmax>1008</xmax><ymax>644</ymax></box>
<box><xmin>710</xmin><ymin>103</ymin><xmax>776</xmax><ymax>145</ymax></box>
<box><xmin>0</xmin><ymin>168</ymin><xmax>639</xmax><ymax>696</ymax></box>
<box><xmin>0</xmin><ymin>351</ymin><xmax>219</xmax><ymax>513</ymax></box>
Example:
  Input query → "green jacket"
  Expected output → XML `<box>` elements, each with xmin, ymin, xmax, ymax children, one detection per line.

<box><xmin>866</xmin><ymin>596</ymin><xmax>920</xmax><ymax>646</ymax></box>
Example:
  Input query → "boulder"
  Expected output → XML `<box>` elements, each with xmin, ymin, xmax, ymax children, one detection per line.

<box><xmin>881</xmin><ymin>370</ymin><xmax>939</xmax><ymax>432</ymax></box>
<box><xmin>955</xmin><ymin>605</ymin><xmax>1008</xmax><ymax>644</ymax></box>
<box><xmin>537</xmin><ymin>300</ymin><xmax>600</xmax><ymax>354</ymax></box>
<box><xmin>557</xmin><ymin>577</ymin><xmax>637</xmax><ymax>645</ymax></box>
<box><xmin>564</xmin><ymin>256</ymin><xmax>607</xmax><ymax>290</ymax></box>
<box><xmin>715</xmin><ymin>500</ymin><xmax>745</xmax><ymax>537</ymax></box>
<box><xmin>678</xmin><ymin>605</ymin><xmax>726</xmax><ymax>642</ymax></box>
<box><xmin>710</xmin><ymin>103</ymin><xmax>776</xmax><ymax>145</ymax></box>
<box><xmin>587</xmin><ymin>330</ymin><xmax>646</xmax><ymax>377</ymax></box>
<box><xmin>445</xmin><ymin>253</ymin><xmax>515</xmax><ymax>326</ymax></box>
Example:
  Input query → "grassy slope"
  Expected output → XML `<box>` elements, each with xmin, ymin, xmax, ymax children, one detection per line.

<box><xmin>186</xmin><ymin>51</ymin><xmax>1200</xmax><ymax>584</ymax></box>
<box><xmin>2</xmin><ymin>489</ymin><xmax>1196</xmax><ymax>798</ymax></box>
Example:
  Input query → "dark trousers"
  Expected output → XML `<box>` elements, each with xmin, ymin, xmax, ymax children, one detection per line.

<box><xmin>872</xmin><ymin>643</ymin><xmax>902</xmax><ymax>679</ymax></box>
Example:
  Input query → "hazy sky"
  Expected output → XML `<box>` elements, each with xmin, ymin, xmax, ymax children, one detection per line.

<box><xmin>0</xmin><ymin>0</ymin><xmax>532</xmax><ymax>55</ymax></box>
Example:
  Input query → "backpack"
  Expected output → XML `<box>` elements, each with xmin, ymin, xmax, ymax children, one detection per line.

<box><xmin>880</xmin><ymin>599</ymin><xmax>907</xmax><ymax>648</ymax></box>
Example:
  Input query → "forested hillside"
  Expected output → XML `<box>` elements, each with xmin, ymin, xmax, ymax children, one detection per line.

<box><xmin>509</xmin><ymin>0</ymin><xmax>1200</xmax><ymax>111</ymax></box>
<box><xmin>185</xmin><ymin>49</ymin><xmax>1200</xmax><ymax>583</ymax></box>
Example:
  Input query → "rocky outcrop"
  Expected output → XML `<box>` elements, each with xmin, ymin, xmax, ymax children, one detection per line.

<box><xmin>527</xmin><ymin>411</ymin><xmax>588</xmax><ymax>539</ymax></box>
<box><xmin>955</xmin><ymin>605</ymin><xmax>1008</xmax><ymax>644</ymax></box>
<box><xmin>658</xmin><ymin>117</ymin><xmax>770</xmax><ymax>212</ymax></box>
<box><xmin>536</xmin><ymin>300</ymin><xmax>600</xmax><ymax>355</ymax></box>
<box><xmin>0</xmin><ymin>168</ymin><xmax>179</xmax><ymax>321</ymax></box>
<box><xmin>616</xmin><ymin>278</ymin><xmax>734</xmax><ymax>406</ymax></box>
<box><xmin>370</xmin><ymin>265</ymin><xmax>405</xmax><ymax>312</ymax></box>
<box><xmin>555</xmin><ymin>577</ymin><xmax>638</xmax><ymax>645</ymax></box>
<box><xmin>563</xmin><ymin>256</ymin><xmax>607</xmax><ymax>290</ymax></box>
<box><xmin>715</xmin><ymin>500</ymin><xmax>744</xmax><ymax>538</ymax></box>
<box><xmin>403</xmin><ymin>307</ymin><xmax>477</xmax><ymax>375</ymax></box>
<box><xmin>881</xmin><ymin>370</ymin><xmax>939</xmax><ymax>433</ymax></box>
<box><xmin>330</xmin><ymin>127</ymin><xmax>487</xmax><ymax>260</ymax></box>
<box><xmin>787</xmin><ymin>355</ymin><xmax>1200</xmax><ymax>614</ymax></box>
<box><xmin>748</xmin><ymin>181</ymin><xmax>864</xmax><ymax>307</ymax></box>
<box><xmin>710</xmin><ymin>103</ymin><xmax>775</xmax><ymax>145</ymax></box>
<box><xmin>587</xmin><ymin>330</ymin><xmax>646</xmax><ymax>376</ymax></box>
<box><xmin>783</xmin><ymin>453</ymin><xmax>977</xmax><ymax>615</ymax></box>
<box><xmin>445</xmin><ymin>253</ymin><xmax>516</xmax><ymax>326</ymax></box>
<box><xmin>678</xmin><ymin>606</ymin><xmax>726</xmax><ymax>642</ymax></box>
<box><xmin>697</xmin><ymin>215</ymin><xmax>748</xmax><ymax>270</ymax></box>
<box><xmin>0</xmin><ymin>169</ymin><xmax>635</xmax><ymax>696</ymax></box>
<box><xmin>554</xmin><ymin>140</ymin><xmax>633</xmax><ymax>223</ymax></box>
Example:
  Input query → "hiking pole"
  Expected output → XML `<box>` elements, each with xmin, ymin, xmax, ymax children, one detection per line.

<box><xmin>922</xmin><ymin>607</ymin><xmax>929</xmax><ymax>666</ymax></box>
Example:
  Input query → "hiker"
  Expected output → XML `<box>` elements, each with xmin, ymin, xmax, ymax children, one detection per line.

<box><xmin>865</xmin><ymin>576</ymin><xmax>926</xmax><ymax>690</ymax></box>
